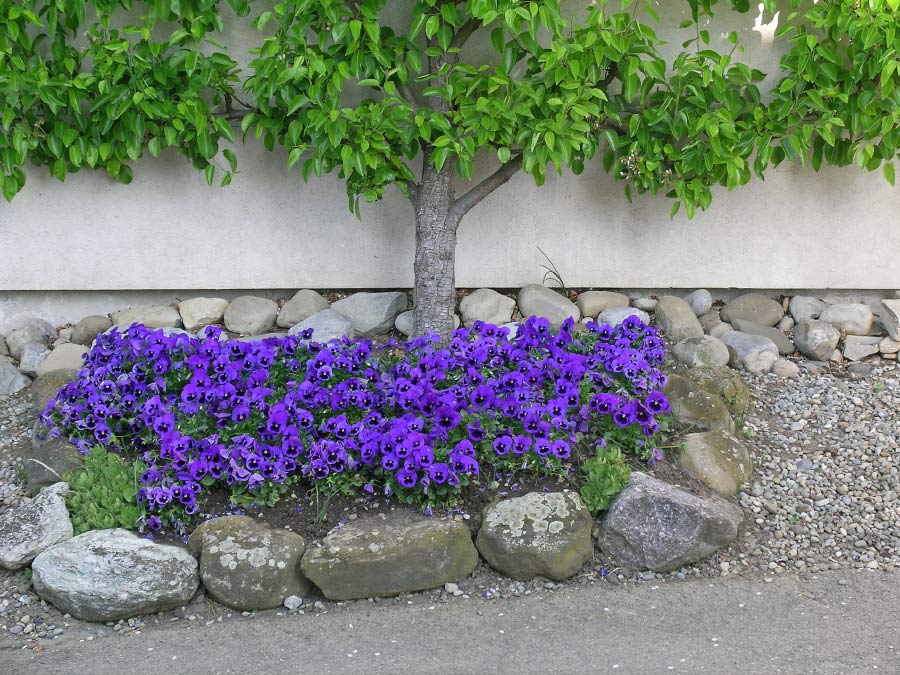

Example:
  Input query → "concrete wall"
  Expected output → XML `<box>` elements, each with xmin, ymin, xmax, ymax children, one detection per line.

<box><xmin>2</xmin><ymin>2</ymin><xmax>899</xmax><ymax>324</ymax></box>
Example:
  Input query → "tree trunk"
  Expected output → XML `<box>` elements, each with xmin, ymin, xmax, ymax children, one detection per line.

<box><xmin>412</xmin><ymin>146</ymin><xmax>459</xmax><ymax>342</ymax></box>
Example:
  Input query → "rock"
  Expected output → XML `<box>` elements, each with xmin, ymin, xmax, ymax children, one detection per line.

<box><xmin>517</xmin><ymin>285</ymin><xmax>580</xmax><ymax>329</ymax></box>
<box><xmin>772</xmin><ymin>358</ymin><xmax>800</xmax><ymax>379</ymax></box>
<box><xmin>189</xmin><ymin>516</ymin><xmax>310</xmax><ymax>611</ymax></box>
<box><xmin>0</xmin><ymin>483</ymin><xmax>73</xmax><ymax>570</ymax></box>
<box><xmin>575</xmin><ymin>291</ymin><xmax>629</xmax><ymax>317</ymax></box>
<box><xmin>17</xmin><ymin>343</ymin><xmax>50</xmax><ymax>377</ymax></box>
<box><xmin>178</xmin><ymin>298</ymin><xmax>229</xmax><ymax>332</ymax></box>
<box><xmin>880</xmin><ymin>299</ymin><xmax>900</xmax><ymax>341</ymax></box>
<box><xmin>111</xmin><ymin>305</ymin><xmax>182</xmax><ymax>329</ymax></box>
<box><xmin>683</xmin><ymin>289</ymin><xmax>713</xmax><ymax>317</ymax></box>
<box><xmin>70</xmin><ymin>316</ymin><xmax>112</xmax><ymax>346</ymax></box>
<box><xmin>708</xmin><ymin>322</ymin><xmax>734</xmax><ymax>339</ymax></box>
<box><xmin>789</xmin><ymin>296</ymin><xmax>827</xmax><ymax>324</ymax></box>
<box><xmin>679</xmin><ymin>431</ymin><xmax>752</xmax><ymax>496</ymax></box>
<box><xmin>632</xmin><ymin>297</ymin><xmax>658</xmax><ymax>312</ymax></box>
<box><xmin>288</xmin><ymin>309</ymin><xmax>355</xmax><ymax>343</ymax></box>
<box><xmin>300</xmin><ymin>512</ymin><xmax>478</xmax><ymax>600</ymax></box>
<box><xmin>459</xmin><ymin>289</ymin><xmax>516</xmax><ymax>326</ymax></box>
<box><xmin>0</xmin><ymin>335</ymin><xmax>7</xmax><ymax>357</ymax></box>
<box><xmin>830</xmin><ymin>349</ymin><xmax>843</xmax><ymax>363</ymax></box>
<box><xmin>395</xmin><ymin>310</ymin><xmax>459</xmax><ymax>337</ymax></box>
<box><xmin>6</xmin><ymin>318</ymin><xmax>57</xmax><ymax>360</ymax></box>
<box><xmin>223</xmin><ymin>296</ymin><xmax>278</xmax><ymax>336</ymax></box>
<box><xmin>655</xmin><ymin>296</ymin><xmax>704</xmax><ymax>341</ymax></box>
<box><xmin>597</xmin><ymin>472</ymin><xmax>742</xmax><ymax>572</ymax></box>
<box><xmin>682</xmin><ymin>366</ymin><xmax>750</xmax><ymax>416</ymax></box>
<box><xmin>879</xmin><ymin>336</ymin><xmax>900</xmax><ymax>355</ymax></box>
<box><xmin>31</xmin><ymin>529</ymin><xmax>199</xmax><ymax>621</ymax></box>
<box><xmin>234</xmin><ymin>332</ymin><xmax>287</xmax><ymax>343</ymax></box>
<box><xmin>663</xmin><ymin>374</ymin><xmax>733</xmax><ymax>431</ymax></box>
<box><xmin>671</xmin><ymin>336</ymin><xmax>730</xmax><ymax>368</ymax></box>
<box><xmin>330</xmin><ymin>292</ymin><xmax>408</xmax><ymax>336</ymax></box>
<box><xmin>475</xmin><ymin>492</ymin><xmax>592</xmax><ymax>581</ymax></box>
<box><xmin>720</xmin><ymin>293</ymin><xmax>784</xmax><ymax>327</ymax></box>
<box><xmin>35</xmin><ymin>343</ymin><xmax>86</xmax><ymax>376</ymax></box>
<box><xmin>276</xmin><ymin>290</ymin><xmax>330</xmax><ymax>328</ymax></box>
<box><xmin>842</xmin><ymin>335</ymin><xmax>881</xmax><ymax>361</ymax></box>
<box><xmin>730</xmin><ymin>319</ymin><xmax>794</xmax><ymax>355</ymax></box>
<box><xmin>777</xmin><ymin>316</ymin><xmax>795</xmax><ymax>332</ymax></box>
<box><xmin>597</xmin><ymin>307</ymin><xmax>650</xmax><ymax>327</ymax></box>
<box><xmin>698</xmin><ymin>310</ymin><xmax>722</xmax><ymax>332</ymax></box>
<box><xmin>31</xmin><ymin>369</ymin><xmax>78</xmax><ymax>414</ymax></box>
<box><xmin>818</xmin><ymin>303</ymin><xmax>873</xmax><ymax>336</ymax></box>
<box><xmin>793</xmin><ymin>320</ymin><xmax>841</xmax><ymax>361</ymax></box>
<box><xmin>719</xmin><ymin>331</ymin><xmax>779</xmax><ymax>374</ymax></box>
<box><xmin>0</xmin><ymin>357</ymin><xmax>30</xmax><ymax>395</ymax></box>
<box><xmin>283</xmin><ymin>595</ymin><xmax>303</xmax><ymax>611</ymax></box>
<box><xmin>17</xmin><ymin>440</ymin><xmax>84</xmax><ymax>496</ymax></box>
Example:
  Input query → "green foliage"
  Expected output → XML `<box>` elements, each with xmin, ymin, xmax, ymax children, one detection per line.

<box><xmin>63</xmin><ymin>446</ymin><xmax>146</xmax><ymax>534</ymax></box>
<box><xmin>580</xmin><ymin>443</ymin><xmax>631</xmax><ymax>515</ymax></box>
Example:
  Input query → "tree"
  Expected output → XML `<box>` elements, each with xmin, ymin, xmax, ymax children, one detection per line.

<box><xmin>2</xmin><ymin>0</ymin><xmax>899</xmax><ymax>341</ymax></box>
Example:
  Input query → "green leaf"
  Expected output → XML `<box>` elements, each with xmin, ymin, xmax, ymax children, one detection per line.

<box><xmin>884</xmin><ymin>162</ymin><xmax>895</xmax><ymax>187</ymax></box>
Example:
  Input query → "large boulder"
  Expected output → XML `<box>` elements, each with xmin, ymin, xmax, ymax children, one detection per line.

<box><xmin>0</xmin><ymin>483</ymin><xmax>73</xmax><ymax>570</ymax></box>
<box><xmin>476</xmin><ymin>491</ymin><xmax>592</xmax><ymax>581</ymax></box>
<box><xmin>683</xmin><ymin>289</ymin><xmax>713</xmax><ymax>317</ymax></box>
<box><xmin>17</xmin><ymin>439</ymin><xmax>84</xmax><ymax>496</ymax></box>
<box><xmin>881</xmin><ymin>299</ymin><xmax>900</xmax><ymax>341</ymax></box>
<box><xmin>517</xmin><ymin>285</ymin><xmax>580</xmax><ymax>329</ymax></box>
<box><xmin>788</xmin><ymin>296</ymin><xmax>827</xmax><ymax>324</ymax></box>
<box><xmin>178</xmin><ymin>297</ymin><xmax>229</xmax><ymax>332</ymax></box>
<box><xmin>793</xmin><ymin>320</ymin><xmax>840</xmax><ymax>361</ymax></box>
<box><xmin>35</xmin><ymin>343</ymin><xmax>87</xmax><ymax>376</ymax></box>
<box><xmin>679</xmin><ymin>430</ymin><xmax>753</xmax><ymax>496</ymax></box>
<box><xmin>719</xmin><ymin>331</ymin><xmax>779</xmax><ymax>374</ymax></box>
<box><xmin>31</xmin><ymin>369</ymin><xmax>78</xmax><ymax>413</ymax></box>
<box><xmin>818</xmin><ymin>303</ymin><xmax>874</xmax><ymax>336</ymax></box>
<box><xmin>720</xmin><ymin>293</ymin><xmax>783</xmax><ymax>327</ymax></box>
<box><xmin>288</xmin><ymin>309</ymin><xmax>355</xmax><ymax>343</ymax></box>
<box><xmin>301</xmin><ymin>512</ymin><xmax>478</xmax><ymax>600</ymax></box>
<box><xmin>276</xmin><ymin>290</ymin><xmax>330</xmax><ymax>328</ymax></box>
<box><xmin>111</xmin><ymin>305</ymin><xmax>182</xmax><ymax>329</ymax></box>
<box><xmin>730</xmin><ymin>319</ymin><xmax>794</xmax><ymax>355</ymax></box>
<box><xmin>188</xmin><ymin>516</ymin><xmax>310</xmax><ymax>611</ymax></box>
<box><xmin>655</xmin><ymin>296</ymin><xmax>704</xmax><ymax>342</ymax></box>
<box><xmin>597</xmin><ymin>473</ymin><xmax>743</xmax><ymax>572</ymax></box>
<box><xmin>331</xmin><ymin>292</ymin><xmax>408</xmax><ymax>336</ymax></box>
<box><xmin>224</xmin><ymin>296</ymin><xmax>278</xmax><ymax>336</ymax></box>
<box><xmin>6</xmin><ymin>318</ymin><xmax>57</xmax><ymax>360</ymax></box>
<box><xmin>71</xmin><ymin>315</ymin><xmax>112</xmax><ymax>346</ymax></box>
<box><xmin>575</xmin><ymin>291</ymin><xmax>629</xmax><ymax>317</ymax></box>
<box><xmin>31</xmin><ymin>529</ymin><xmax>199</xmax><ymax>621</ymax></box>
<box><xmin>0</xmin><ymin>357</ymin><xmax>30</xmax><ymax>395</ymax></box>
<box><xmin>663</xmin><ymin>374</ymin><xmax>733</xmax><ymax>431</ymax></box>
<box><xmin>597</xmin><ymin>307</ymin><xmax>651</xmax><ymax>327</ymax></box>
<box><xmin>671</xmin><ymin>336</ymin><xmax>730</xmax><ymax>368</ymax></box>
<box><xmin>683</xmin><ymin>366</ymin><xmax>751</xmax><ymax>416</ymax></box>
<box><xmin>460</xmin><ymin>288</ymin><xmax>516</xmax><ymax>326</ymax></box>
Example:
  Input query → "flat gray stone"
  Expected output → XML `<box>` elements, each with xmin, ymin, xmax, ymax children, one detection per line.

<box><xmin>331</xmin><ymin>292</ymin><xmax>408</xmax><ymax>336</ymax></box>
<box><xmin>224</xmin><ymin>296</ymin><xmax>278</xmax><ymax>336</ymax></box>
<box><xmin>793</xmin><ymin>320</ymin><xmax>841</xmax><ymax>361</ymax></box>
<box><xmin>35</xmin><ymin>343</ymin><xmax>87</xmax><ymax>376</ymax></box>
<box><xmin>459</xmin><ymin>288</ymin><xmax>516</xmax><ymax>326</ymax></box>
<box><xmin>288</xmin><ymin>309</ymin><xmax>354</xmax><ymax>343</ymax></box>
<box><xmin>111</xmin><ymin>305</ymin><xmax>182</xmax><ymax>329</ymax></box>
<box><xmin>178</xmin><ymin>297</ymin><xmax>229</xmax><ymax>332</ymax></box>
<box><xmin>71</xmin><ymin>315</ymin><xmax>112</xmax><ymax>346</ymax></box>
<box><xmin>842</xmin><ymin>335</ymin><xmax>881</xmax><ymax>361</ymax></box>
<box><xmin>879</xmin><ymin>336</ymin><xmax>900</xmax><ymax>355</ymax></box>
<box><xmin>6</xmin><ymin>318</ymin><xmax>57</xmax><ymax>360</ymax></box>
<box><xmin>818</xmin><ymin>303</ymin><xmax>873</xmax><ymax>336</ymax></box>
<box><xmin>277</xmin><ymin>290</ymin><xmax>329</xmax><ymax>328</ymax></box>
<box><xmin>18</xmin><ymin>343</ymin><xmax>50</xmax><ymax>377</ymax></box>
<box><xmin>0</xmin><ymin>356</ymin><xmax>30</xmax><ymax>395</ymax></box>
<box><xmin>575</xmin><ymin>291</ymin><xmax>629</xmax><ymax>317</ymax></box>
<box><xmin>719</xmin><ymin>331</ymin><xmax>779</xmax><ymax>374</ymax></box>
<box><xmin>32</xmin><ymin>529</ymin><xmax>199</xmax><ymax>621</ymax></box>
<box><xmin>517</xmin><ymin>285</ymin><xmax>580</xmax><ymax>329</ymax></box>
<box><xmin>476</xmin><ymin>492</ymin><xmax>592</xmax><ymax>581</ymax></box>
<box><xmin>655</xmin><ymin>296</ymin><xmax>704</xmax><ymax>342</ymax></box>
<box><xmin>663</xmin><ymin>374</ymin><xmax>733</xmax><ymax>431</ymax></box>
<box><xmin>720</xmin><ymin>293</ymin><xmax>783</xmax><ymax>327</ymax></box>
<box><xmin>597</xmin><ymin>307</ymin><xmax>650</xmax><ymax>327</ymax></box>
<box><xmin>671</xmin><ymin>336</ymin><xmax>730</xmax><ymax>368</ymax></box>
<box><xmin>684</xmin><ymin>289</ymin><xmax>713</xmax><ymax>316</ymax></box>
<box><xmin>0</xmin><ymin>483</ymin><xmax>73</xmax><ymax>570</ymax></box>
<box><xmin>17</xmin><ymin>439</ymin><xmax>84</xmax><ymax>497</ymax></box>
<box><xmin>730</xmin><ymin>319</ymin><xmax>794</xmax><ymax>355</ymax></box>
<box><xmin>789</xmin><ymin>296</ymin><xmax>827</xmax><ymax>324</ymax></box>
<box><xmin>680</xmin><ymin>430</ymin><xmax>752</xmax><ymax>496</ymax></box>
<box><xmin>879</xmin><ymin>299</ymin><xmax>900</xmax><ymax>341</ymax></box>
<box><xmin>772</xmin><ymin>358</ymin><xmax>800</xmax><ymax>379</ymax></box>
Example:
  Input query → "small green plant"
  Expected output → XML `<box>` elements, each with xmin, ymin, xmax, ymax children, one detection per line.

<box><xmin>64</xmin><ymin>447</ymin><xmax>146</xmax><ymax>535</ymax></box>
<box><xmin>580</xmin><ymin>444</ymin><xmax>632</xmax><ymax>515</ymax></box>
<box><xmin>537</xmin><ymin>247</ymin><xmax>569</xmax><ymax>297</ymax></box>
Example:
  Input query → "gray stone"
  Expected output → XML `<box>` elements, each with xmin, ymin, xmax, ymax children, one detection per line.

<box><xmin>818</xmin><ymin>303</ymin><xmax>874</xmax><ymax>336</ymax></box>
<box><xmin>0</xmin><ymin>483</ymin><xmax>73</xmax><ymax>569</ymax></box>
<box><xmin>0</xmin><ymin>357</ymin><xmax>30</xmax><ymax>395</ymax></box>
<box><xmin>683</xmin><ymin>289</ymin><xmax>713</xmax><ymax>317</ymax></box>
<box><xmin>223</xmin><ymin>296</ymin><xmax>278</xmax><ymax>336</ymax></box>
<box><xmin>632</xmin><ymin>297</ymin><xmax>658</xmax><ymax>312</ymax></box>
<box><xmin>842</xmin><ymin>335</ymin><xmax>881</xmax><ymax>361</ymax></box>
<box><xmin>18</xmin><ymin>343</ymin><xmax>50</xmax><ymax>377</ymax></box>
<box><xmin>6</xmin><ymin>318</ymin><xmax>57</xmax><ymax>360</ymax></box>
<box><xmin>708</xmin><ymin>322</ymin><xmax>734</xmax><ymax>339</ymax></box>
<box><xmin>772</xmin><ymin>358</ymin><xmax>800</xmax><ymax>379</ymax></box>
<box><xmin>575</xmin><ymin>291</ymin><xmax>629</xmax><ymax>317</ymax></box>
<box><xmin>789</xmin><ymin>296</ymin><xmax>827</xmax><ymax>324</ymax></box>
<box><xmin>395</xmin><ymin>310</ymin><xmax>459</xmax><ymax>336</ymax></box>
<box><xmin>517</xmin><ymin>285</ymin><xmax>580</xmax><ymax>329</ymax></box>
<box><xmin>730</xmin><ymin>319</ymin><xmax>794</xmax><ymax>355</ymax></box>
<box><xmin>178</xmin><ymin>297</ymin><xmax>229</xmax><ymax>332</ymax></box>
<box><xmin>71</xmin><ymin>315</ymin><xmax>112</xmax><ymax>346</ymax></box>
<box><xmin>793</xmin><ymin>320</ymin><xmax>841</xmax><ymax>361</ymax></box>
<box><xmin>777</xmin><ymin>315</ymin><xmax>795</xmax><ymax>332</ymax></box>
<box><xmin>31</xmin><ymin>529</ymin><xmax>199</xmax><ymax>621</ymax></box>
<box><xmin>277</xmin><ymin>290</ymin><xmax>330</xmax><ymax>328</ymax></box>
<box><xmin>663</xmin><ymin>374</ymin><xmax>733</xmax><ymax>431</ymax></box>
<box><xmin>35</xmin><ymin>343</ymin><xmax>87</xmax><ymax>376</ymax></box>
<box><xmin>300</xmin><ymin>512</ymin><xmax>478</xmax><ymax>600</ymax></box>
<box><xmin>17</xmin><ymin>439</ymin><xmax>84</xmax><ymax>496</ymax></box>
<box><xmin>111</xmin><ymin>305</ymin><xmax>182</xmax><ymax>329</ymax></box>
<box><xmin>719</xmin><ymin>331</ymin><xmax>779</xmax><ymax>374</ymax></box>
<box><xmin>671</xmin><ymin>336</ymin><xmax>730</xmax><ymax>368</ymax></box>
<box><xmin>476</xmin><ymin>492</ymin><xmax>592</xmax><ymax>581</ymax></box>
<box><xmin>720</xmin><ymin>293</ymin><xmax>784</xmax><ymax>327</ymax></box>
<box><xmin>698</xmin><ymin>310</ymin><xmax>721</xmax><ymax>332</ymax></box>
<box><xmin>31</xmin><ymin>369</ymin><xmax>78</xmax><ymax>414</ymax></box>
<box><xmin>880</xmin><ymin>299</ymin><xmax>900</xmax><ymax>341</ymax></box>
<box><xmin>234</xmin><ymin>332</ymin><xmax>287</xmax><ymax>343</ymax></box>
<box><xmin>682</xmin><ymin>366</ymin><xmax>750</xmax><ymax>416</ymax></box>
<box><xmin>679</xmin><ymin>431</ymin><xmax>752</xmax><ymax>496</ymax></box>
<box><xmin>655</xmin><ymin>296</ymin><xmax>704</xmax><ymax>342</ymax></box>
<box><xmin>597</xmin><ymin>307</ymin><xmax>651</xmax><ymax>327</ymax></box>
<box><xmin>189</xmin><ymin>516</ymin><xmax>310</xmax><ymax>611</ymax></box>
<box><xmin>597</xmin><ymin>472</ymin><xmax>742</xmax><ymax>572</ymax></box>
<box><xmin>0</xmin><ymin>334</ymin><xmax>7</xmax><ymax>357</ymax></box>
<box><xmin>879</xmin><ymin>336</ymin><xmax>900</xmax><ymax>355</ymax></box>
<box><xmin>459</xmin><ymin>288</ymin><xmax>516</xmax><ymax>326</ymax></box>
<box><xmin>331</xmin><ymin>292</ymin><xmax>408</xmax><ymax>336</ymax></box>
<box><xmin>288</xmin><ymin>309</ymin><xmax>355</xmax><ymax>343</ymax></box>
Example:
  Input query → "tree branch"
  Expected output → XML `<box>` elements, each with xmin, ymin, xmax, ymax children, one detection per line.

<box><xmin>450</xmin><ymin>18</ymin><xmax>481</xmax><ymax>51</ymax></box>
<box><xmin>448</xmin><ymin>153</ymin><xmax>524</xmax><ymax>224</ymax></box>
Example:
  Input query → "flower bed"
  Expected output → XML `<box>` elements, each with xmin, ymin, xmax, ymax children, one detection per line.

<box><xmin>40</xmin><ymin>316</ymin><xmax>669</xmax><ymax>534</ymax></box>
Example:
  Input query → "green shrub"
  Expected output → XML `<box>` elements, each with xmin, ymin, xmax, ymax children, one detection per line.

<box><xmin>580</xmin><ymin>444</ymin><xmax>632</xmax><ymax>515</ymax></box>
<box><xmin>64</xmin><ymin>447</ymin><xmax>146</xmax><ymax>535</ymax></box>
